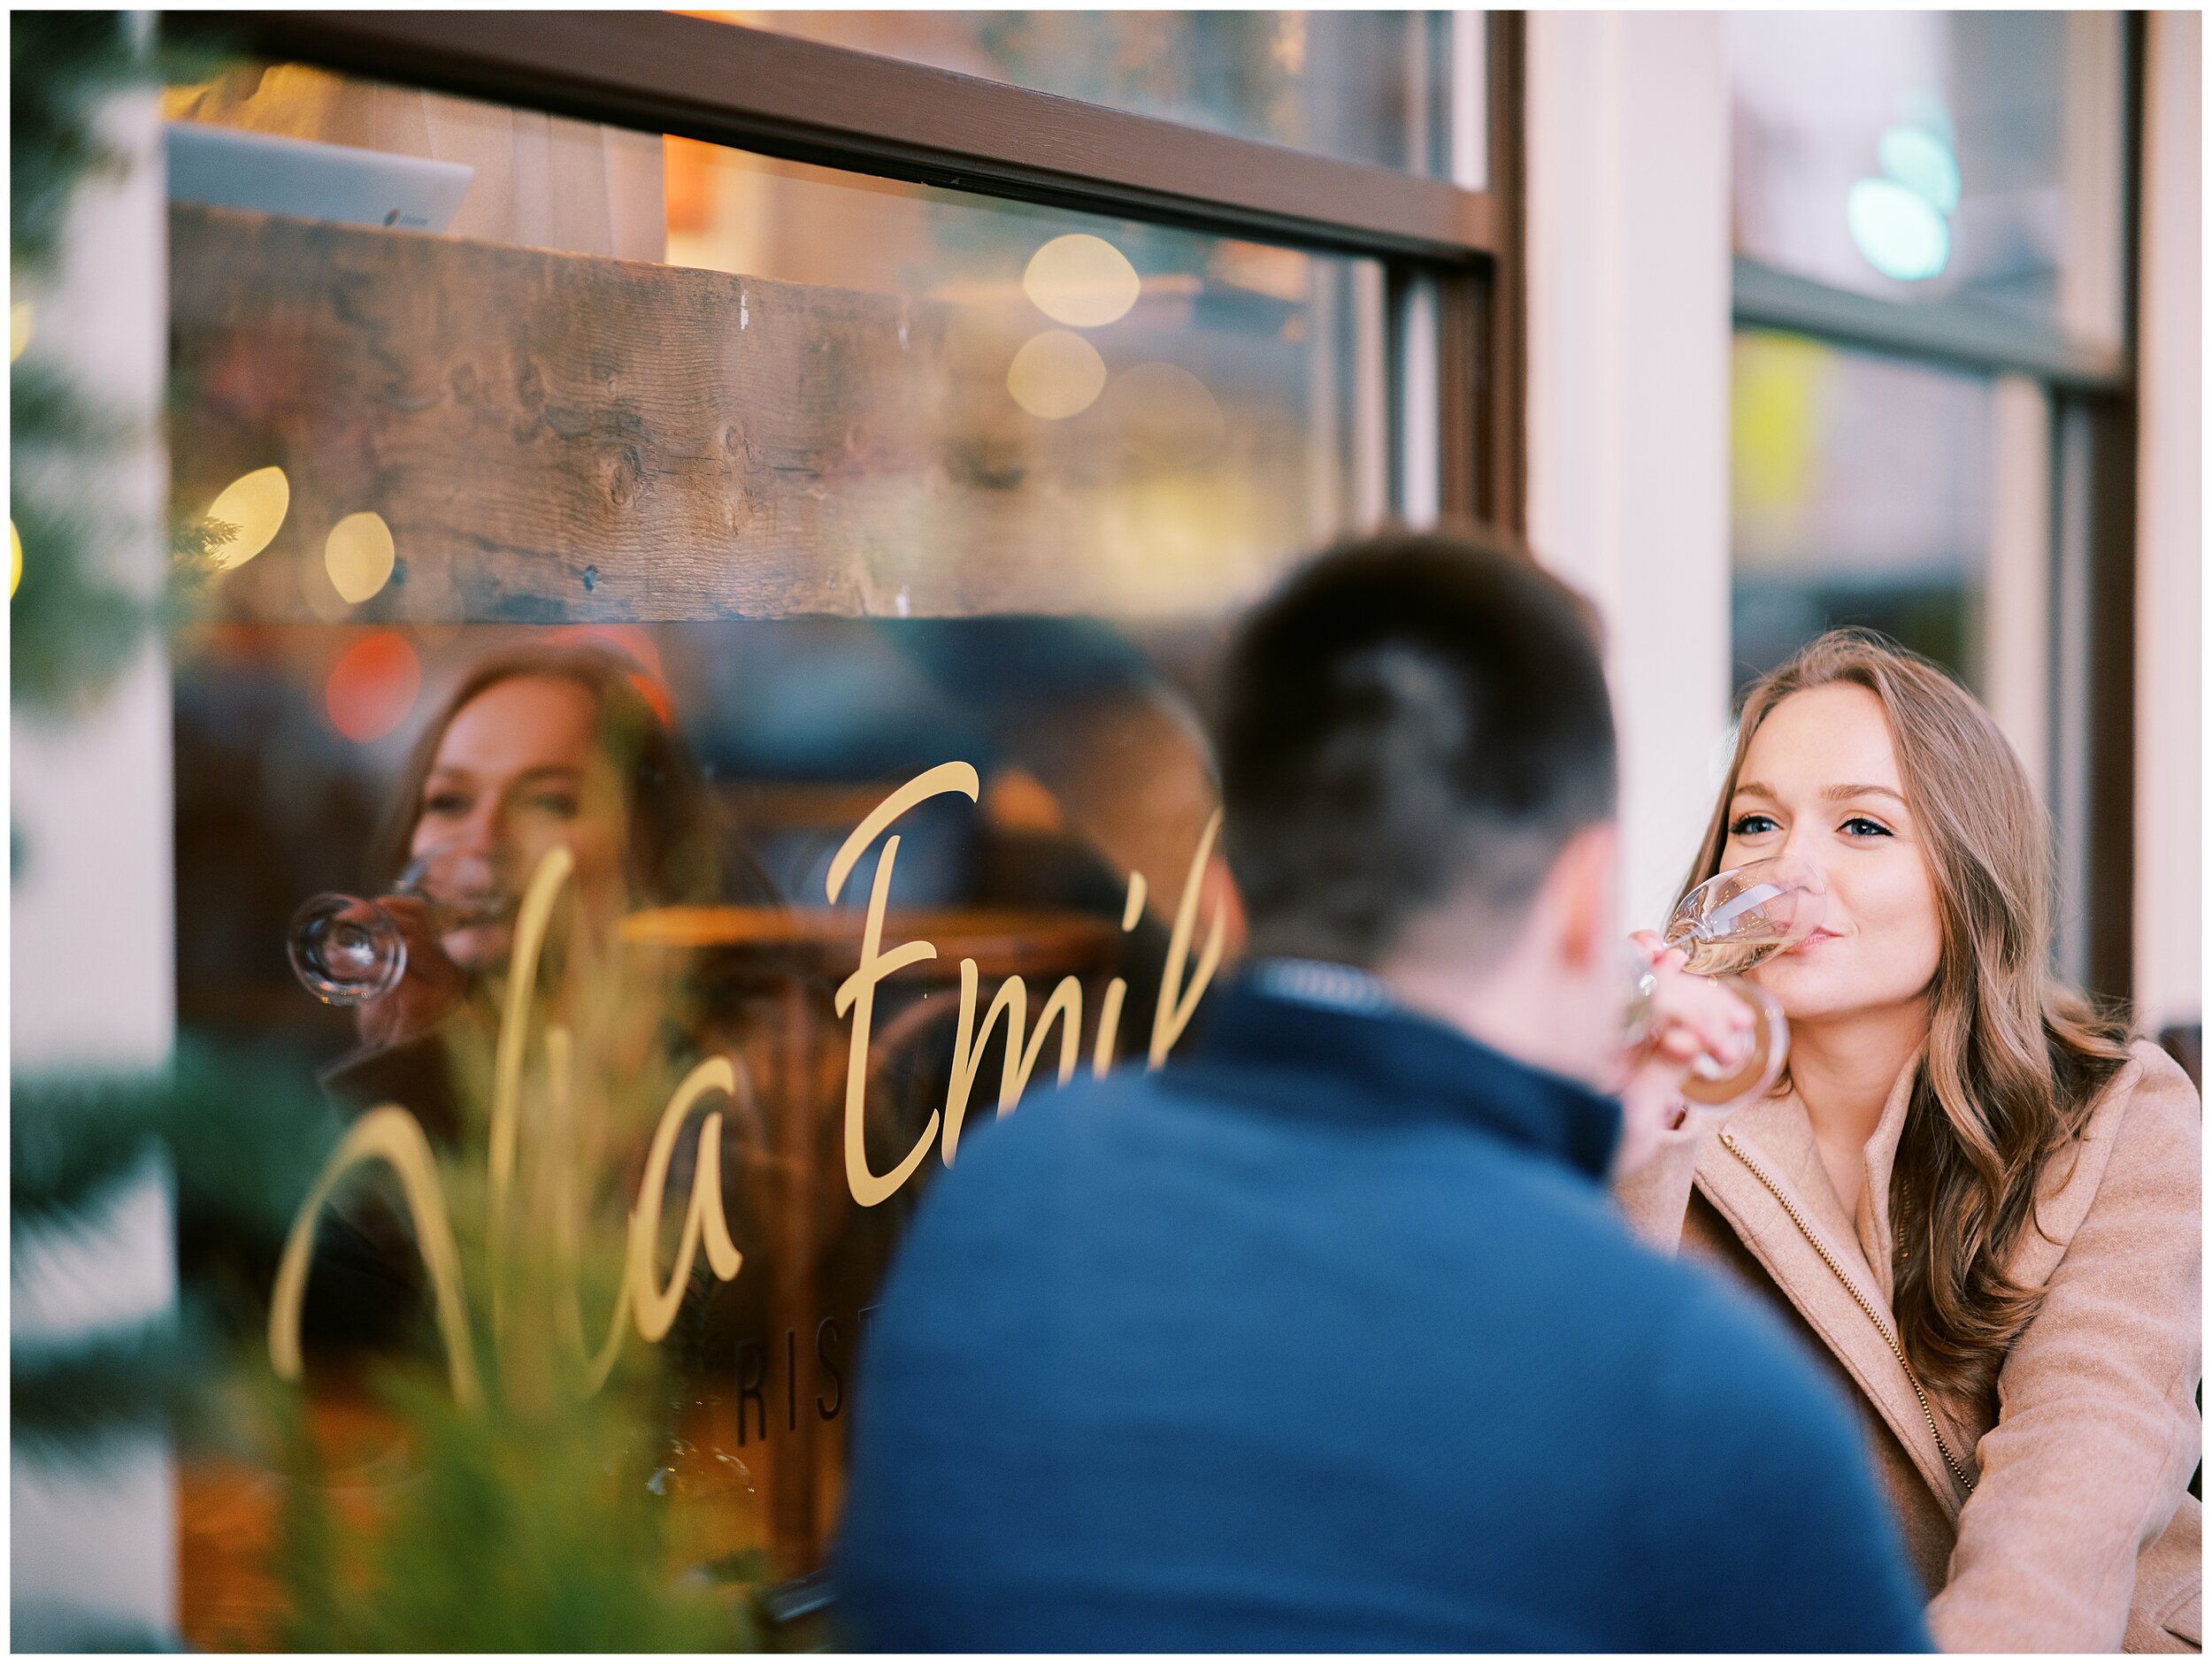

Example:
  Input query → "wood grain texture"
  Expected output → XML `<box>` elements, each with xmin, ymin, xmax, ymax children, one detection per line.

<box><xmin>170</xmin><ymin>203</ymin><xmax>1317</xmax><ymax>625</ymax></box>
<box><xmin>173</xmin><ymin>203</ymin><xmax>995</xmax><ymax>623</ymax></box>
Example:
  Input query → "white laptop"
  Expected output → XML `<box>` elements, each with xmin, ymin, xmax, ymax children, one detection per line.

<box><xmin>165</xmin><ymin>120</ymin><xmax>473</xmax><ymax>233</ymax></box>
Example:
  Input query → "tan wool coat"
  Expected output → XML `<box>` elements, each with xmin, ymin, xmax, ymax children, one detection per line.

<box><xmin>1617</xmin><ymin>1039</ymin><xmax>2201</xmax><ymax>1653</ymax></box>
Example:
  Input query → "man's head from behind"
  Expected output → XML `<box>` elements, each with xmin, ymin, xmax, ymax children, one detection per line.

<box><xmin>1218</xmin><ymin>530</ymin><xmax>1624</xmax><ymax>1080</ymax></box>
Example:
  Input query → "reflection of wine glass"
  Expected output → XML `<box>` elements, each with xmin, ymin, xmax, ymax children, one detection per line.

<box><xmin>288</xmin><ymin>843</ymin><xmax>508</xmax><ymax>1006</ymax></box>
<box><xmin>1628</xmin><ymin>856</ymin><xmax>1824</xmax><ymax>1112</ymax></box>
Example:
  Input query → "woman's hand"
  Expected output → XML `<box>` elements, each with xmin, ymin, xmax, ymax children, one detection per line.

<box><xmin>355</xmin><ymin>893</ymin><xmax>469</xmax><ymax>1052</ymax></box>
<box><xmin>1611</xmin><ymin>931</ymin><xmax>1757</xmax><ymax>1176</ymax></box>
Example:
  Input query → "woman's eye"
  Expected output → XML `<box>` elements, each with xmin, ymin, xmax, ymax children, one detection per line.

<box><xmin>1841</xmin><ymin>816</ymin><xmax>1893</xmax><ymax>838</ymax></box>
<box><xmin>422</xmin><ymin>792</ymin><xmax>469</xmax><ymax>817</ymax></box>
<box><xmin>1729</xmin><ymin>813</ymin><xmax>1780</xmax><ymax>837</ymax></box>
<box><xmin>525</xmin><ymin>793</ymin><xmax>580</xmax><ymax>818</ymax></box>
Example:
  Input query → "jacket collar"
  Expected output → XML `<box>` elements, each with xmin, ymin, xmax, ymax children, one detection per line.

<box><xmin>1179</xmin><ymin>963</ymin><xmax>1624</xmax><ymax>1183</ymax></box>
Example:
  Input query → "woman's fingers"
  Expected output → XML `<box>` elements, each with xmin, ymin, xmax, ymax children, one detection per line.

<box><xmin>1641</xmin><ymin>958</ymin><xmax>1756</xmax><ymax>1069</ymax></box>
<box><xmin>356</xmin><ymin>895</ymin><xmax>468</xmax><ymax>1049</ymax></box>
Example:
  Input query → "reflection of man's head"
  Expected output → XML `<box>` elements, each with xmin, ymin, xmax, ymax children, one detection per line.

<box><xmin>375</xmin><ymin>645</ymin><xmax>717</xmax><ymax>975</ymax></box>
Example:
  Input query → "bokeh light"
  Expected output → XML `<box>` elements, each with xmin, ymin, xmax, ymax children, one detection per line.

<box><xmin>203</xmin><ymin>466</ymin><xmax>292</xmax><ymax>570</ymax></box>
<box><xmin>1847</xmin><ymin>180</ymin><xmax>1949</xmax><ymax>281</ymax></box>
<box><xmin>9</xmin><ymin>521</ymin><xmax>20</xmax><ymax>599</ymax></box>
<box><xmin>324</xmin><ymin>510</ymin><xmax>396</xmax><ymax>604</ymax></box>
<box><xmin>1022</xmin><ymin>234</ymin><xmax>1141</xmax><ymax>327</ymax></box>
<box><xmin>1731</xmin><ymin>333</ymin><xmax>1833</xmax><ymax>537</ymax></box>
<box><xmin>1006</xmin><ymin>329</ymin><xmax>1108</xmax><ymax>419</ymax></box>
<box><xmin>1102</xmin><ymin>362</ymin><xmax>1228</xmax><ymax>469</ymax></box>
<box><xmin>1878</xmin><ymin>126</ymin><xmax>1961</xmax><ymax>215</ymax></box>
<box><xmin>11</xmin><ymin>302</ymin><xmax>32</xmax><ymax>363</ymax></box>
<box><xmin>325</xmin><ymin>630</ymin><xmax>421</xmax><ymax>743</ymax></box>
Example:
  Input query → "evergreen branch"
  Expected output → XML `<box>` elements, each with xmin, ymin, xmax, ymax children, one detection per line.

<box><xmin>12</xmin><ymin>14</ymin><xmax>240</xmax><ymax>276</ymax></box>
<box><xmin>10</xmin><ymin>12</ymin><xmax>151</xmax><ymax>280</ymax></box>
<box><xmin>10</xmin><ymin>1600</ymin><xmax>180</xmax><ymax>1654</ymax></box>
<box><xmin>9</xmin><ymin>14</ymin><xmax>245</xmax><ymax>715</ymax></box>
<box><xmin>10</xmin><ymin>1313</ymin><xmax>211</xmax><ymax>1457</ymax></box>
<box><xmin>166</xmin><ymin>513</ymin><xmax>240</xmax><ymax>605</ymax></box>
<box><xmin>7</xmin><ymin>486</ymin><xmax>151</xmax><ymax>715</ymax></box>
<box><xmin>170</xmin><ymin>513</ymin><xmax>239</xmax><ymax>567</ymax></box>
<box><xmin>9</xmin><ymin>359</ymin><xmax>137</xmax><ymax>456</ymax></box>
<box><xmin>12</xmin><ymin>1033</ymin><xmax>343</xmax><ymax>1246</ymax></box>
<box><xmin>7</xmin><ymin>481</ymin><xmax>244</xmax><ymax>715</ymax></box>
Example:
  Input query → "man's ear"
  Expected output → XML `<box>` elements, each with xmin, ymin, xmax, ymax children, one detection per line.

<box><xmin>1549</xmin><ymin>821</ymin><xmax>1619</xmax><ymax>973</ymax></box>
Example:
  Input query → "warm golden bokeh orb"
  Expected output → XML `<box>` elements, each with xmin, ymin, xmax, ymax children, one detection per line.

<box><xmin>203</xmin><ymin>466</ymin><xmax>292</xmax><ymax>570</ymax></box>
<box><xmin>1006</xmin><ymin>329</ymin><xmax>1109</xmax><ymax>420</ymax></box>
<box><xmin>1102</xmin><ymin>361</ymin><xmax>1228</xmax><ymax>469</ymax></box>
<box><xmin>1021</xmin><ymin>234</ymin><xmax>1141</xmax><ymax>328</ymax></box>
<box><xmin>325</xmin><ymin>510</ymin><xmax>397</xmax><ymax>604</ymax></box>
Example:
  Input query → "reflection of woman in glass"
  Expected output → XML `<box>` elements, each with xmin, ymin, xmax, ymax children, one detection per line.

<box><xmin>309</xmin><ymin>643</ymin><xmax>772</xmax><ymax>1354</ymax></box>
<box><xmin>342</xmin><ymin>643</ymin><xmax>742</xmax><ymax>1066</ymax></box>
<box><xmin>1619</xmin><ymin>633</ymin><xmax>2200</xmax><ymax>1653</ymax></box>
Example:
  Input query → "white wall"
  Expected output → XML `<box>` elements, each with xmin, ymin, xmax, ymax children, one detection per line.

<box><xmin>8</xmin><ymin>56</ymin><xmax>180</xmax><ymax>1645</ymax></box>
<box><xmin>11</xmin><ymin>71</ymin><xmax>174</xmax><ymax>1070</ymax></box>
<box><xmin>2132</xmin><ymin>11</ymin><xmax>2200</xmax><ymax>1036</ymax></box>
<box><xmin>1525</xmin><ymin>12</ymin><xmax>1734</xmax><ymax>931</ymax></box>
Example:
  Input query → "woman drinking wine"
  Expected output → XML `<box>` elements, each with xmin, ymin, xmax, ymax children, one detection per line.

<box><xmin>1619</xmin><ymin>630</ymin><xmax>2200</xmax><ymax>1653</ymax></box>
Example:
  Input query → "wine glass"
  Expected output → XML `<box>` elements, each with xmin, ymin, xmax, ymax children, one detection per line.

<box><xmin>1628</xmin><ymin>855</ymin><xmax>1824</xmax><ymax>1111</ymax></box>
<box><xmin>288</xmin><ymin>842</ymin><xmax>508</xmax><ymax>1006</ymax></box>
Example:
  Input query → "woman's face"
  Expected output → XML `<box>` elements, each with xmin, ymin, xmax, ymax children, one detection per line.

<box><xmin>1719</xmin><ymin>683</ymin><xmax>1943</xmax><ymax>1026</ymax></box>
<box><xmin>410</xmin><ymin>674</ymin><xmax>626</xmax><ymax>972</ymax></box>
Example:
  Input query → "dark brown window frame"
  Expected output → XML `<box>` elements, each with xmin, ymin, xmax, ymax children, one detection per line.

<box><xmin>178</xmin><ymin>8</ymin><xmax>1527</xmax><ymax>533</ymax></box>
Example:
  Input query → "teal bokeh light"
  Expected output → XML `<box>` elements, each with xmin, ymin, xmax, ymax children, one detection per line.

<box><xmin>1847</xmin><ymin>179</ymin><xmax>1951</xmax><ymax>280</ymax></box>
<box><xmin>1878</xmin><ymin>126</ymin><xmax>1962</xmax><ymax>214</ymax></box>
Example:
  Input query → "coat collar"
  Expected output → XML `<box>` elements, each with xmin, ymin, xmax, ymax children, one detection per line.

<box><xmin>1695</xmin><ymin>1066</ymin><xmax>1978</xmax><ymax>1518</ymax></box>
<box><xmin>1179</xmin><ymin>966</ymin><xmax>1624</xmax><ymax>1183</ymax></box>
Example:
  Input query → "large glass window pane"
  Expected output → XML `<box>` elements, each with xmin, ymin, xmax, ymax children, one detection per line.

<box><xmin>1731</xmin><ymin>329</ymin><xmax>1995</xmax><ymax>698</ymax></box>
<box><xmin>161</xmin><ymin>60</ymin><xmax>1392</xmax><ymax>1644</ymax></box>
<box><xmin>165</xmin><ymin>63</ymin><xmax>1388</xmax><ymax>623</ymax></box>
<box><xmin>698</xmin><ymin>10</ymin><xmax>1486</xmax><ymax>183</ymax></box>
<box><xmin>1727</xmin><ymin>11</ymin><xmax>2126</xmax><ymax>348</ymax></box>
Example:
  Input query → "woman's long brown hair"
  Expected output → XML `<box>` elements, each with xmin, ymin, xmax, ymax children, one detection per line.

<box><xmin>1683</xmin><ymin>631</ymin><xmax>2131</xmax><ymax>1407</ymax></box>
<box><xmin>371</xmin><ymin>642</ymin><xmax>778</xmax><ymax>909</ymax></box>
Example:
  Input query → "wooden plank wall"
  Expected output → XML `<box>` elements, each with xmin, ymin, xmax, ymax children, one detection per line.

<box><xmin>169</xmin><ymin>203</ymin><xmax>1142</xmax><ymax>623</ymax></box>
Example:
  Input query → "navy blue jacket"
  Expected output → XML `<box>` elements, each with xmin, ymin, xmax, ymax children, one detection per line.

<box><xmin>833</xmin><ymin>975</ymin><xmax>1932</xmax><ymax>1652</ymax></box>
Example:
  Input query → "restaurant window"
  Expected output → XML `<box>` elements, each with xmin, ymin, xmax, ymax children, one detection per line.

<box><xmin>1730</xmin><ymin>331</ymin><xmax>1993</xmax><ymax>697</ymax></box>
<box><xmin>1725</xmin><ymin>11</ymin><xmax>2139</xmax><ymax>995</ymax></box>
<box><xmin>158</xmin><ymin>19</ymin><xmax>1490</xmax><ymax>1641</ymax></box>
<box><xmin>706</xmin><ymin>10</ymin><xmax>1488</xmax><ymax>184</ymax></box>
<box><xmin>1727</xmin><ymin>10</ymin><xmax>2126</xmax><ymax>349</ymax></box>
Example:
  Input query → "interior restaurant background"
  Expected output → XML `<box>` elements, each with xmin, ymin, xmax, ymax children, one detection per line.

<box><xmin>8</xmin><ymin>9</ymin><xmax>2200</xmax><ymax>1648</ymax></box>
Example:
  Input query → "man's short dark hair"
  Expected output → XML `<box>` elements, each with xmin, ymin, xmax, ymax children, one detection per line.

<box><xmin>1217</xmin><ymin>529</ymin><xmax>1617</xmax><ymax>968</ymax></box>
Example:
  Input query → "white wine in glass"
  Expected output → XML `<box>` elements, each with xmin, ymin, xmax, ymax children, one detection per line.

<box><xmin>1634</xmin><ymin>855</ymin><xmax>1824</xmax><ymax>1111</ymax></box>
<box><xmin>1664</xmin><ymin>857</ymin><xmax>1824</xmax><ymax>975</ymax></box>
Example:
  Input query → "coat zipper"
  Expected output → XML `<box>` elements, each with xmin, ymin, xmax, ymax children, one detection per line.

<box><xmin>1719</xmin><ymin>1131</ymin><xmax>1977</xmax><ymax>1497</ymax></box>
